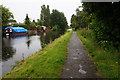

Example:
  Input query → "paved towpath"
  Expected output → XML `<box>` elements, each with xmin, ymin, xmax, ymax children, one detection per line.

<box><xmin>62</xmin><ymin>31</ymin><xmax>101</xmax><ymax>78</ymax></box>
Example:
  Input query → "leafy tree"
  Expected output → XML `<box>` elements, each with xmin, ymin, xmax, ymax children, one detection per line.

<box><xmin>37</xmin><ymin>19</ymin><xmax>44</xmax><ymax>26</ymax></box>
<box><xmin>71</xmin><ymin>8</ymin><xmax>90</xmax><ymax>30</ymax></box>
<box><xmin>30</xmin><ymin>22</ymin><xmax>36</xmax><ymax>27</ymax></box>
<box><xmin>82</xmin><ymin>2</ymin><xmax>120</xmax><ymax>48</ymax></box>
<box><xmin>50</xmin><ymin>9</ymin><xmax>68</xmax><ymax>34</ymax></box>
<box><xmin>24</xmin><ymin>14</ymin><xmax>30</xmax><ymax>27</ymax></box>
<box><xmin>33</xmin><ymin>20</ymin><xmax>35</xmax><ymax>23</ymax></box>
<box><xmin>1</xmin><ymin>5</ymin><xmax>14</xmax><ymax>26</ymax></box>
<box><xmin>33</xmin><ymin>20</ymin><xmax>37</xmax><ymax>25</ymax></box>
<box><xmin>40</xmin><ymin>5</ymin><xmax>50</xmax><ymax>27</ymax></box>
<box><xmin>70</xmin><ymin>14</ymin><xmax>78</xmax><ymax>30</ymax></box>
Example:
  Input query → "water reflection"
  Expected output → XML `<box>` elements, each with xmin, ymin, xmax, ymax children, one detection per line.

<box><xmin>2</xmin><ymin>40</ymin><xmax>16</xmax><ymax>61</ymax></box>
<box><xmin>2</xmin><ymin>31</ymin><xmax>61</xmax><ymax>76</ymax></box>
<box><xmin>40</xmin><ymin>31</ymin><xmax>60</xmax><ymax>45</ymax></box>
<box><xmin>26</xmin><ymin>39</ymin><xmax>31</xmax><ymax>49</ymax></box>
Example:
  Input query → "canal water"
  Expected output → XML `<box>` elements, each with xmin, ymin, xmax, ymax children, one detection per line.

<box><xmin>1</xmin><ymin>31</ymin><xmax>60</xmax><ymax>77</ymax></box>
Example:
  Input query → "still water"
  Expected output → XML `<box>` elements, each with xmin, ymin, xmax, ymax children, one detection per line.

<box><xmin>1</xmin><ymin>31</ymin><xmax>60</xmax><ymax>76</ymax></box>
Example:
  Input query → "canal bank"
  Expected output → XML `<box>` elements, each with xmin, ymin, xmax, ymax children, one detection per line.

<box><xmin>2</xmin><ymin>30</ymin><xmax>60</xmax><ymax>76</ymax></box>
<box><xmin>2</xmin><ymin>31</ymin><xmax>73</xmax><ymax>78</ymax></box>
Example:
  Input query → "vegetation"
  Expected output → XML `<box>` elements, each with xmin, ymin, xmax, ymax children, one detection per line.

<box><xmin>1</xmin><ymin>5</ymin><xmax>14</xmax><ymax>26</ymax></box>
<box><xmin>71</xmin><ymin>2</ymin><xmax>120</xmax><ymax>49</ymax></box>
<box><xmin>71</xmin><ymin>9</ymin><xmax>90</xmax><ymax>30</ymax></box>
<box><xmin>37</xmin><ymin>19</ymin><xmax>44</xmax><ymax>26</ymax></box>
<box><xmin>76</xmin><ymin>29</ymin><xmax>119</xmax><ymax>78</ymax></box>
<box><xmin>71</xmin><ymin>3</ymin><xmax>120</xmax><ymax>78</ymax></box>
<box><xmin>40</xmin><ymin>5</ymin><xmax>50</xmax><ymax>27</ymax></box>
<box><xmin>1</xmin><ymin>4</ymin><xmax>68</xmax><ymax>35</ymax></box>
<box><xmin>12</xmin><ymin>24</ymin><xmax>28</xmax><ymax>29</ymax></box>
<box><xmin>2</xmin><ymin>31</ymin><xmax>73</xmax><ymax>78</ymax></box>
<box><xmin>24</xmin><ymin>14</ymin><xmax>31</xmax><ymax>27</ymax></box>
<box><xmin>50</xmin><ymin>9</ymin><xmax>68</xmax><ymax>34</ymax></box>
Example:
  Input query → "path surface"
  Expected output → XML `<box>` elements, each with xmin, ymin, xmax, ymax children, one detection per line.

<box><xmin>62</xmin><ymin>31</ymin><xmax>101</xmax><ymax>78</ymax></box>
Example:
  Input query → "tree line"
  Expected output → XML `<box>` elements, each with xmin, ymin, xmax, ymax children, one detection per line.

<box><xmin>71</xmin><ymin>2</ymin><xmax>120</xmax><ymax>49</ymax></box>
<box><xmin>1</xmin><ymin>5</ymin><xmax>68</xmax><ymax>34</ymax></box>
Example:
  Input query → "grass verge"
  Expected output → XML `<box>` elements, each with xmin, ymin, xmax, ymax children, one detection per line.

<box><xmin>2</xmin><ymin>31</ymin><xmax>73</xmax><ymax>78</ymax></box>
<box><xmin>76</xmin><ymin>29</ymin><xmax>119</xmax><ymax>78</ymax></box>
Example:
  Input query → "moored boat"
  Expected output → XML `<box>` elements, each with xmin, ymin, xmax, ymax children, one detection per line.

<box><xmin>4</xmin><ymin>26</ymin><xmax>28</xmax><ymax>36</ymax></box>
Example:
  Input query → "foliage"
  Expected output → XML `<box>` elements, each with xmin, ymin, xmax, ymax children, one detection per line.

<box><xmin>1</xmin><ymin>5</ymin><xmax>14</xmax><ymax>26</ymax></box>
<box><xmin>76</xmin><ymin>29</ymin><xmax>119</xmax><ymax>78</ymax></box>
<box><xmin>50</xmin><ymin>9</ymin><xmax>68</xmax><ymax>34</ymax></box>
<box><xmin>2</xmin><ymin>31</ymin><xmax>73</xmax><ymax>78</ymax></box>
<box><xmin>13</xmin><ymin>24</ymin><xmax>28</xmax><ymax>29</ymax></box>
<box><xmin>70</xmin><ymin>8</ymin><xmax>90</xmax><ymax>30</ymax></box>
<box><xmin>24</xmin><ymin>14</ymin><xmax>31</xmax><ymax>27</ymax></box>
<box><xmin>51</xmin><ymin>25</ymin><xmax>59</xmax><ymax>31</ymax></box>
<box><xmin>40</xmin><ymin>5</ymin><xmax>50</xmax><ymax>27</ymax></box>
<box><xmin>41</xmin><ymin>43</ymin><xmax>47</xmax><ymax>48</ymax></box>
<box><xmin>82</xmin><ymin>2</ymin><xmax>120</xmax><ymax>48</ymax></box>
<box><xmin>37</xmin><ymin>19</ymin><xmax>44</xmax><ymax>26</ymax></box>
<box><xmin>30</xmin><ymin>22</ymin><xmax>36</xmax><ymax>27</ymax></box>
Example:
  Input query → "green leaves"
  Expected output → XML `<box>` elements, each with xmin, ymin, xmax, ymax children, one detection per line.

<box><xmin>82</xmin><ymin>3</ymin><xmax>120</xmax><ymax>48</ymax></box>
<box><xmin>71</xmin><ymin>9</ymin><xmax>90</xmax><ymax>30</ymax></box>
<box><xmin>50</xmin><ymin>9</ymin><xmax>68</xmax><ymax>34</ymax></box>
<box><xmin>40</xmin><ymin>5</ymin><xmax>50</xmax><ymax>27</ymax></box>
<box><xmin>24</xmin><ymin>14</ymin><xmax>30</xmax><ymax>26</ymax></box>
<box><xmin>1</xmin><ymin>5</ymin><xmax>14</xmax><ymax>26</ymax></box>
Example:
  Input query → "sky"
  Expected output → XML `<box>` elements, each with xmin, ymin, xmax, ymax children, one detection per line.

<box><xmin>1</xmin><ymin>0</ymin><xmax>82</xmax><ymax>26</ymax></box>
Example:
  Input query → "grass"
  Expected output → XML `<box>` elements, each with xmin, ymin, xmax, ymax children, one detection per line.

<box><xmin>2</xmin><ymin>31</ymin><xmax>73</xmax><ymax>78</ymax></box>
<box><xmin>76</xmin><ymin>29</ymin><xmax>119</xmax><ymax>78</ymax></box>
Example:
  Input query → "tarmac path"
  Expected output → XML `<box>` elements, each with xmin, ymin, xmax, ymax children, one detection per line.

<box><xmin>62</xmin><ymin>31</ymin><xmax>101</xmax><ymax>78</ymax></box>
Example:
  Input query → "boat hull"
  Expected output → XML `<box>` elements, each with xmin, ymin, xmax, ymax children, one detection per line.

<box><xmin>5</xmin><ymin>32</ymin><xmax>27</xmax><ymax>36</ymax></box>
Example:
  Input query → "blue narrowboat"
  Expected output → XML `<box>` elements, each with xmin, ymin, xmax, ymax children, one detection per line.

<box><xmin>4</xmin><ymin>26</ymin><xmax>28</xmax><ymax>36</ymax></box>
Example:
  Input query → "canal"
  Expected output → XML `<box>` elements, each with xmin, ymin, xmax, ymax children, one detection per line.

<box><xmin>1</xmin><ymin>31</ymin><xmax>60</xmax><ymax>76</ymax></box>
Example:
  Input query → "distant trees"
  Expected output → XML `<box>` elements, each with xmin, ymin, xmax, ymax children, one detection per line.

<box><xmin>40</xmin><ymin>5</ymin><xmax>50</xmax><ymax>27</ymax></box>
<box><xmin>37</xmin><ymin>19</ymin><xmax>44</xmax><ymax>26</ymax></box>
<box><xmin>1</xmin><ymin>5</ymin><xmax>14</xmax><ymax>26</ymax></box>
<box><xmin>71</xmin><ymin>2</ymin><xmax>120</xmax><ymax>48</ymax></box>
<box><xmin>50</xmin><ymin>9</ymin><xmax>68</xmax><ymax>34</ymax></box>
<box><xmin>24</xmin><ymin>14</ymin><xmax>30</xmax><ymax>27</ymax></box>
<box><xmin>40</xmin><ymin>5</ymin><xmax>68</xmax><ymax>34</ymax></box>
<box><xmin>70</xmin><ymin>8</ymin><xmax>90</xmax><ymax>30</ymax></box>
<box><xmin>1</xmin><ymin>4</ymin><xmax>68</xmax><ymax>34</ymax></box>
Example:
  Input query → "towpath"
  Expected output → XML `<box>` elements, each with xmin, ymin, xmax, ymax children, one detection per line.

<box><xmin>62</xmin><ymin>31</ymin><xmax>101</xmax><ymax>78</ymax></box>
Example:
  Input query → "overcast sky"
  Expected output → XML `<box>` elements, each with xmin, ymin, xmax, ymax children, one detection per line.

<box><xmin>1</xmin><ymin>0</ymin><xmax>82</xmax><ymax>26</ymax></box>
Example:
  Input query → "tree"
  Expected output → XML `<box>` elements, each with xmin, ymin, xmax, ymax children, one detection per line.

<box><xmin>82</xmin><ymin>2</ymin><xmax>120</xmax><ymax>48</ymax></box>
<box><xmin>30</xmin><ymin>22</ymin><xmax>36</xmax><ymax>27</ymax></box>
<box><xmin>40</xmin><ymin>5</ymin><xmax>50</xmax><ymax>27</ymax></box>
<box><xmin>70</xmin><ymin>8</ymin><xmax>90</xmax><ymax>30</ymax></box>
<box><xmin>50</xmin><ymin>9</ymin><xmax>68</xmax><ymax>34</ymax></box>
<box><xmin>37</xmin><ymin>19</ymin><xmax>44</xmax><ymax>26</ymax></box>
<box><xmin>24</xmin><ymin>14</ymin><xmax>30</xmax><ymax>27</ymax></box>
<box><xmin>71</xmin><ymin>14</ymin><xmax>76</xmax><ymax>28</ymax></box>
<box><xmin>1</xmin><ymin>5</ymin><xmax>14</xmax><ymax>26</ymax></box>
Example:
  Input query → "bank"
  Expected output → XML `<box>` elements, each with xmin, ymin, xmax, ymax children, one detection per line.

<box><xmin>2</xmin><ymin>31</ymin><xmax>73</xmax><ymax>78</ymax></box>
<box><xmin>76</xmin><ymin>29</ymin><xmax>119</xmax><ymax>78</ymax></box>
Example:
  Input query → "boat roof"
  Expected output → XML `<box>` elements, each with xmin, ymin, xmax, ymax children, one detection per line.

<box><xmin>5</xmin><ymin>26</ymin><xmax>28</xmax><ymax>32</ymax></box>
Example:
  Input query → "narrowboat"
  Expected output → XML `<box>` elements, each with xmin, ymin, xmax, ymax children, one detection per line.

<box><xmin>4</xmin><ymin>26</ymin><xmax>28</xmax><ymax>36</ymax></box>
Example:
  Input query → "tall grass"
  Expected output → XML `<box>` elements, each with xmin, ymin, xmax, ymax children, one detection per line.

<box><xmin>76</xmin><ymin>29</ymin><xmax>119</xmax><ymax>78</ymax></box>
